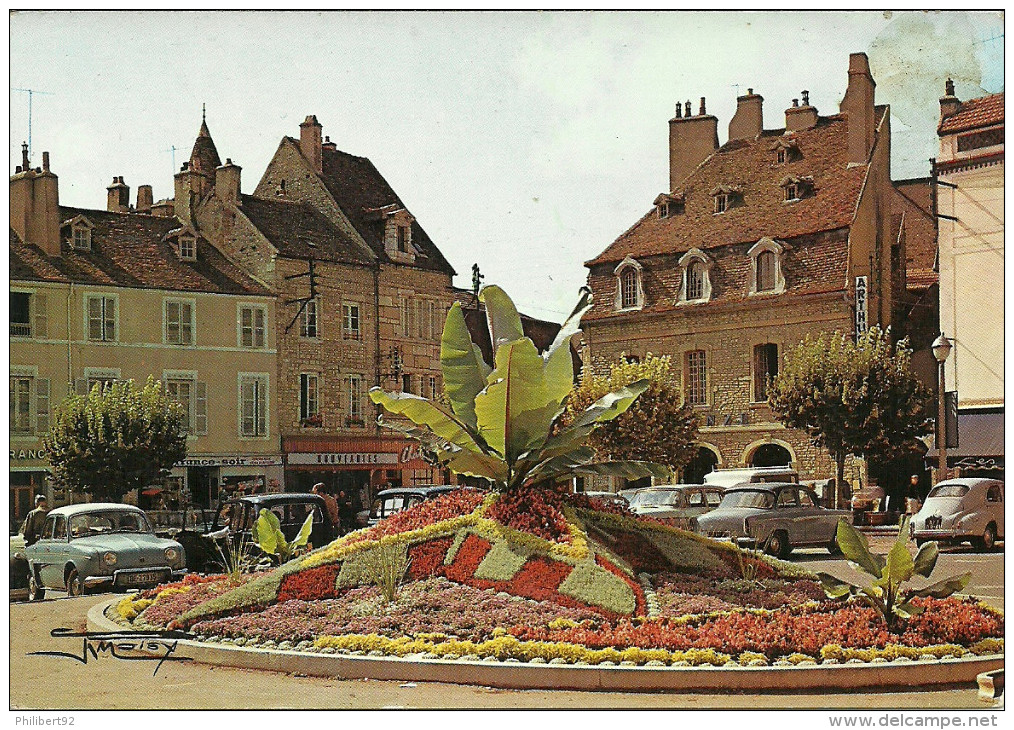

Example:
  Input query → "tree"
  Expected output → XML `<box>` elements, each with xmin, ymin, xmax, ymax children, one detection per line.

<box><xmin>370</xmin><ymin>286</ymin><xmax>670</xmax><ymax>492</ymax></box>
<box><xmin>562</xmin><ymin>353</ymin><xmax>698</xmax><ymax>473</ymax></box>
<box><xmin>767</xmin><ymin>327</ymin><xmax>933</xmax><ymax>509</ymax></box>
<box><xmin>44</xmin><ymin>377</ymin><xmax>188</xmax><ymax>503</ymax></box>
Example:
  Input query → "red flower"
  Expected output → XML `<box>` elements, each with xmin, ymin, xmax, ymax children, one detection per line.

<box><xmin>406</xmin><ymin>537</ymin><xmax>454</xmax><ymax>580</ymax></box>
<box><xmin>278</xmin><ymin>564</ymin><xmax>341</xmax><ymax>603</ymax></box>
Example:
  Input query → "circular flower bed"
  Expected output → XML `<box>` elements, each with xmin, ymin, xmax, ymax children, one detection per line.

<box><xmin>115</xmin><ymin>487</ymin><xmax>1004</xmax><ymax>668</ymax></box>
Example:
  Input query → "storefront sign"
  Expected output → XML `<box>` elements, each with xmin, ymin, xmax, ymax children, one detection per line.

<box><xmin>10</xmin><ymin>448</ymin><xmax>48</xmax><ymax>461</ymax></box>
<box><xmin>288</xmin><ymin>452</ymin><xmax>399</xmax><ymax>466</ymax></box>
<box><xmin>855</xmin><ymin>276</ymin><xmax>868</xmax><ymax>336</ymax></box>
<box><xmin>177</xmin><ymin>455</ymin><xmax>283</xmax><ymax>468</ymax></box>
<box><xmin>400</xmin><ymin>445</ymin><xmax>426</xmax><ymax>464</ymax></box>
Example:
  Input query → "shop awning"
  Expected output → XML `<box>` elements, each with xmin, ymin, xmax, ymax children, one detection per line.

<box><xmin>926</xmin><ymin>412</ymin><xmax>1004</xmax><ymax>463</ymax></box>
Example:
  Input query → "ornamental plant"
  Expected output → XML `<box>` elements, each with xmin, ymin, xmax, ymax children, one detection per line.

<box><xmin>817</xmin><ymin>517</ymin><xmax>971</xmax><ymax>633</ymax></box>
<box><xmin>253</xmin><ymin>508</ymin><xmax>314</xmax><ymax>564</ymax></box>
<box><xmin>370</xmin><ymin>286</ymin><xmax>670</xmax><ymax>492</ymax></box>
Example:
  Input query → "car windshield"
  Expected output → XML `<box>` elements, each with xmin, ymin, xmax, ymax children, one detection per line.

<box><xmin>928</xmin><ymin>485</ymin><xmax>969</xmax><ymax>498</ymax></box>
<box><xmin>69</xmin><ymin>510</ymin><xmax>151</xmax><ymax>538</ymax></box>
<box><xmin>631</xmin><ymin>491</ymin><xmax>681</xmax><ymax>507</ymax></box>
<box><xmin>720</xmin><ymin>490</ymin><xmax>775</xmax><ymax>509</ymax></box>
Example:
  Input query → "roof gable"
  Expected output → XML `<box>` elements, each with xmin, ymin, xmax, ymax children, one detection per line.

<box><xmin>939</xmin><ymin>92</ymin><xmax>1004</xmax><ymax>134</ymax></box>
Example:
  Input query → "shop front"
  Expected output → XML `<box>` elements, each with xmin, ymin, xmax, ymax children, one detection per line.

<box><xmin>10</xmin><ymin>446</ymin><xmax>50</xmax><ymax>533</ymax></box>
<box><xmin>283</xmin><ymin>436</ymin><xmax>451</xmax><ymax>516</ymax></box>
<box><xmin>169</xmin><ymin>454</ymin><xmax>285</xmax><ymax>510</ymax></box>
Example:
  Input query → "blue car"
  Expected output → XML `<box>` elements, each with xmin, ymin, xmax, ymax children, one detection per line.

<box><xmin>24</xmin><ymin>503</ymin><xmax>186</xmax><ymax>600</ymax></box>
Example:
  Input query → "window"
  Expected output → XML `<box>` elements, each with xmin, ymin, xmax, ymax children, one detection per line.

<box><xmin>799</xmin><ymin>490</ymin><xmax>816</xmax><ymax>508</ymax></box>
<box><xmin>402</xmin><ymin>298</ymin><xmax>413</xmax><ymax>337</ymax></box>
<box><xmin>686</xmin><ymin>350</ymin><xmax>707</xmax><ymax>406</ymax></box>
<box><xmin>165</xmin><ymin>300</ymin><xmax>194</xmax><ymax>345</ymax></box>
<box><xmin>397</xmin><ymin>225</ymin><xmax>410</xmax><ymax>253</ymax></box>
<box><xmin>753</xmin><ymin>343</ymin><xmax>779</xmax><ymax>402</ymax></box>
<box><xmin>240</xmin><ymin>306</ymin><xmax>267</xmax><ymax>348</ymax></box>
<box><xmin>300</xmin><ymin>373</ymin><xmax>320</xmax><ymax>424</ymax></box>
<box><xmin>9</xmin><ymin>374</ymin><xmax>48</xmax><ymax>435</ymax></box>
<box><xmin>686</xmin><ymin>261</ymin><xmax>705</xmax><ymax>300</ymax></box>
<box><xmin>756</xmin><ymin>251</ymin><xmax>777</xmax><ymax>292</ymax></box>
<box><xmin>239</xmin><ymin>375</ymin><xmax>268</xmax><ymax>437</ymax></box>
<box><xmin>349</xmin><ymin>375</ymin><xmax>363</xmax><ymax>422</ymax></box>
<box><xmin>300</xmin><ymin>299</ymin><xmax>318</xmax><ymax>338</ymax></box>
<box><xmin>714</xmin><ymin>193</ymin><xmax>729</xmax><ymax>213</ymax></box>
<box><xmin>417</xmin><ymin>299</ymin><xmax>427</xmax><ymax>339</ymax></box>
<box><xmin>621</xmin><ymin>268</ymin><xmax>638</xmax><ymax>308</ymax></box>
<box><xmin>10</xmin><ymin>293</ymin><xmax>31</xmax><ymax>337</ymax></box>
<box><xmin>748</xmin><ymin>238</ymin><xmax>786</xmax><ymax>296</ymax></box>
<box><xmin>429</xmin><ymin>376</ymin><xmax>438</xmax><ymax>400</ymax></box>
<box><xmin>53</xmin><ymin>515</ymin><xmax>67</xmax><ymax>540</ymax></box>
<box><xmin>86</xmin><ymin>296</ymin><xmax>116</xmax><ymax>342</ymax></box>
<box><xmin>178</xmin><ymin>236</ymin><xmax>196</xmax><ymax>261</ymax></box>
<box><xmin>711</xmin><ymin>184</ymin><xmax>741</xmax><ymax>214</ymax></box>
<box><xmin>402</xmin><ymin>373</ymin><xmax>413</xmax><ymax>394</ymax></box>
<box><xmin>776</xmin><ymin>489</ymin><xmax>799</xmax><ymax>508</ymax></box>
<box><xmin>986</xmin><ymin>484</ymin><xmax>1002</xmax><ymax>503</ymax></box>
<box><xmin>165</xmin><ymin>379</ymin><xmax>194</xmax><ymax>433</ymax></box>
<box><xmin>776</xmin><ymin>149</ymin><xmax>786</xmax><ymax>164</ymax></box>
<box><xmin>72</xmin><ymin>226</ymin><xmax>91</xmax><ymax>251</ymax></box>
<box><xmin>677</xmin><ymin>248</ymin><xmax>713</xmax><ymax>304</ymax></box>
<box><xmin>784</xmin><ymin>184</ymin><xmax>800</xmax><ymax>201</ymax></box>
<box><xmin>343</xmin><ymin>303</ymin><xmax>360</xmax><ymax>339</ymax></box>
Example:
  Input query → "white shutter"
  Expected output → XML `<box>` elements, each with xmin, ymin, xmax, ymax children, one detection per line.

<box><xmin>33</xmin><ymin>294</ymin><xmax>48</xmax><ymax>339</ymax></box>
<box><xmin>35</xmin><ymin>378</ymin><xmax>50</xmax><ymax>434</ymax></box>
<box><xmin>195</xmin><ymin>381</ymin><xmax>208</xmax><ymax>434</ymax></box>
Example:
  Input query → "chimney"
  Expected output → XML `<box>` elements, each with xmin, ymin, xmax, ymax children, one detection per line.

<box><xmin>322</xmin><ymin>134</ymin><xmax>337</xmax><ymax>152</ymax></box>
<box><xmin>136</xmin><ymin>185</ymin><xmax>154</xmax><ymax>213</ymax></box>
<box><xmin>214</xmin><ymin>158</ymin><xmax>242</xmax><ymax>205</ymax></box>
<box><xmin>10</xmin><ymin>148</ymin><xmax>61</xmax><ymax>257</ymax></box>
<box><xmin>669</xmin><ymin>98</ymin><xmax>719</xmax><ymax>190</ymax></box>
<box><xmin>939</xmin><ymin>78</ymin><xmax>961</xmax><ymax>124</ymax></box>
<box><xmin>300</xmin><ymin>115</ymin><xmax>323</xmax><ymax>174</ymax></box>
<box><xmin>106</xmin><ymin>176</ymin><xmax>130</xmax><ymax>212</ymax></box>
<box><xmin>839</xmin><ymin>52</ymin><xmax>877</xmax><ymax>164</ymax></box>
<box><xmin>151</xmin><ymin>199</ymin><xmax>175</xmax><ymax>218</ymax></box>
<box><xmin>728</xmin><ymin>88</ymin><xmax>764</xmax><ymax>141</ymax></box>
<box><xmin>785</xmin><ymin>89</ymin><xmax>819</xmax><ymax>131</ymax></box>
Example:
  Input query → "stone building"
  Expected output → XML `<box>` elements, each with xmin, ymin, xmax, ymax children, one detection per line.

<box><xmin>582</xmin><ymin>53</ymin><xmax>906</xmax><ymax>490</ymax></box>
<box><xmin>184</xmin><ymin>114</ymin><xmax>458</xmax><ymax>507</ymax></box>
<box><xmin>931</xmin><ymin>85</ymin><xmax>1004</xmax><ymax>479</ymax></box>
<box><xmin>9</xmin><ymin>146</ymin><xmax>281</xmax><ymax>526</ymax></box>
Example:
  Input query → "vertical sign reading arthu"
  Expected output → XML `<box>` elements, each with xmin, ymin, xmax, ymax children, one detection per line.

<box><xmin>854</xmin><ymin>276</ymin><xmax>868</xmax><ymax>336</ymax></box>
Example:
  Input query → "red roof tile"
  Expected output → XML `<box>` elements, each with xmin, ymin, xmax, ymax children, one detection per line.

<box><xmin>891</xmin><ymin>179</ymin><xmax>937</xmax><ymax>274</ymax></box>
<box><xmin>586</xmin><ymin>114</ymin><xmax>869</xmax><ymax>267</ymax></box>
<box><xmin>939</xmin><ymin>92</ymin><xmax>1004</xmax><ymax>134</ymax></box>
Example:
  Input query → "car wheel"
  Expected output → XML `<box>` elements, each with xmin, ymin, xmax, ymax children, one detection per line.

<box><xmin>28</xmin><ymin>570</ymin><xmax>46</xmax><ymax>601</ymax></box>
<box><xmin>765</xmin><ymin>530</ymin><xmax>791</xmax><ymax>560</ymax></box>
<box><xmin>976</xmin><ymin>523</ymin><xmax>998</xmax><ymax>552</ymax></box>
<box><xmin>66</xmin><ymin>568</ymin><xmax>83</xmax><ymax>597</ymax></box>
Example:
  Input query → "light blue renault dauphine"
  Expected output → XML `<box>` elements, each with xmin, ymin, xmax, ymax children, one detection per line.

<box><xmin>23</xmin><ymin>503</ymin><xmax>186</xmax><ymax>600</ymax></box>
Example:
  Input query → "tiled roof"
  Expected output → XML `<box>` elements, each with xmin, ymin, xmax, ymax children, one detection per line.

<box><xmin>939</xmin><ymin>92</ymin><xmax>1004</xmax><ymax>134</ymax></box>
<box><xmin>586</xmin><ymin>114</ymin><xmax>871</xmax><ymax>267</ymax></box>
<box><xmin>239</xmin><ymin>194</ymin><xmax>375</xmax><ymax>266</ymax></box>
<box><xmin>305</xmin><ymin>140</ymin><xmax>455</xmax><ymax>276</ymax></box>
<box><xmin>891</xmin><ymin>178</ymin><xmax>938</xmax><ymax>288</ymax></box>
<box><xmin>10</xmin><ymin>207</ymin><xmax>270</xmax><ymax>295</ymax></box>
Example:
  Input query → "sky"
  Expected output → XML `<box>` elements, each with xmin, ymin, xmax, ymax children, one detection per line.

<box><xmin>9</xmin><ymin>10</ymin><xmax>1004</xmax><ymax>322</ymax></box>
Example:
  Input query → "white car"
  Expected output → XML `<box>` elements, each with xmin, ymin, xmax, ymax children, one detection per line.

<box><xmin>911</xmin><ymin>478</ymin><xmax>1004</xmax><ymax>551</ymax></box>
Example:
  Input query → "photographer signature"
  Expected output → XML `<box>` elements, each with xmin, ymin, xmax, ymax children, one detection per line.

<box><xmin>29</xmin><ymin>628</ymin><xmax>193</xmax><ymax>676</ymax></box>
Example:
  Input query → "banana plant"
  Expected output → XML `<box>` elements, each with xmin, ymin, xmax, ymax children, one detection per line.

<box><xmin>370</xmin><ymin>285</ymin><xmax>670</xmax><ymax>491</ymax></box>
<box><xmin>817</xmin><ymin>516</ymin><xmax>971</xmax><ymax>632</ymax></box>
<box><xmin>252</xmin><ymin>508</ymin><xmax>314</xmax><ymax>564</ymax></box>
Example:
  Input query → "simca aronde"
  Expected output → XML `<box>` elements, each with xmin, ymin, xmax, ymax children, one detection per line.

<box><xmin>627</xmin><ymin>485</ymin><xmax>723</xmax><ymax>530</ymax></box>
<box><xmin>24</xmin><ymin>503</ymin><xmax>186</xmax><ymax>599</ymax></box>
<box><xmin>911</xmin><ymin>478</ymin><xmax>1004</xmax><ymax>550</ymax></box>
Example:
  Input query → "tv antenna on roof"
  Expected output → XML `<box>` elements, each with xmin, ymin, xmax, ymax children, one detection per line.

<box><xmin>164</xmin><ymin>145</ymin><xmax>179</xmax><ymax>173</ymax></box>
<box><xmin>10</xmin><ymin>87</ymin><xmax>54</xmax><ymax>161</ymax></box>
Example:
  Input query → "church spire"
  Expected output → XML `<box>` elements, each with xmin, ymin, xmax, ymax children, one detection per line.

<box><xmin>190</xmin><ymin>107</ymin><xmax>221</xmax><ymax>176</ymax></box>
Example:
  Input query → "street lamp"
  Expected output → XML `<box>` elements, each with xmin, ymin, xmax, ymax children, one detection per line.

<box><xmin>932</xmin><ymin>333</ymin><xmax>953</xmax><ymax>484</ymax></box>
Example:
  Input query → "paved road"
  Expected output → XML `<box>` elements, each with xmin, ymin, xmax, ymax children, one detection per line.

<box><xmin>9</xmin><ymin>542</ymin><xmax>1002</xmax><ymax>710</ymax></box>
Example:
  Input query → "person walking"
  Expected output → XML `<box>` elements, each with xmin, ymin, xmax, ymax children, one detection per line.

<box><xmin>21</xmin><ymin>494</ymin><xmax>49</xmax><ymax>546</ymax></box>
<box><xmin>312</xmin><ymin>483</ymin><xmax>341</xmax><ymax>531</ymax></box>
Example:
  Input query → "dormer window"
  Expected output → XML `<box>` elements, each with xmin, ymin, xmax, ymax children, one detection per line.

<box><xmin>179</xmin><ymin>235</ymin><xmax>197</xmax><ymax>261</ymax></box>
<box><xmin>783</xmin><ymin>184</ymin><xmax>799</xmax><ymax>201</ymax></box>
<box><xmin>779</xmin><ymin>175</ymin><xmax>814</xmax><ymax>203</ymax></box>
<box><xmin>654</xmin><ymin>193</ymin><xmax>684</xmax><ymax>219</ymax></box>
<box><xmin>378</xmin><ymin>206</ymin><xmax>416</xmax><ymax>263</ymax></box>
<box><xmin>710</xmin><ymin>184</ymin><xmax>742</xmax><ymax>214</ymax></box>
<box><xmin>677</xmin><ymin>248</ymin><xmax>714</xmax><ymax>304</ymax></box>
<box><xmin>770</xmin><ymin>139</ymin><xmax>801</xmax><ymax>163</ymax></box>
<box><xmin>748</xmin><ymin>237</ymin><xmax>787</xmax><ymax>295</ymax></box>
<box><xmin>64</xmin><ymin>215</ymin><xmax>95</xmax><ymax>251</ymax></box>
<box><xmin>714</xmin><ymin>194</ymin><xmax>729</xmax><ymax>213</ymax></box>
<box><xmin>776</xmin><ymin>149</ymin><xmax>787</xmax><ymax>164</ymax></box>
<box><xmin>397</xmin><ymin>225</ymin><xmax>410</xmax><ymax>253</ymax></box>
<box><xmin>613</xmin><ymin>256</ymin><xmax>645</xmax><ymax>311</ymax></box>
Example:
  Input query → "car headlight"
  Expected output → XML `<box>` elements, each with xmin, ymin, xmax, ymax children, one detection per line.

<box><xmin>165</xmin><ymin>547</ymin><xmax>179</xmax><ymax>563</ymax></box>
<box><xmin>103</xmin><ymin>552</ymin><xmax>117</xmax><ymax>566</ymax></box>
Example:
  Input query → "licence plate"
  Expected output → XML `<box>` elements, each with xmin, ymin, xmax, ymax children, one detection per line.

<box><xmin>926</xmin><ymin>516</ymin><xmax>942</xmax><ymax>530</ymax></box>
<box><xmin>119</xmin><ymin>570</ymin><xmax>165</xmax><ymax>586</ymax></box>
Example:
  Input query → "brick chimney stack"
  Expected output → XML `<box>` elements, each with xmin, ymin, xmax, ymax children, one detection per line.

<box><xmin>728</xmin><ymin>88</ymin><xmax>764</xmax><ymax>141</ymax></box>
<box><xmin>839</xmin><ymin>52</ymin><xmax>877</xmax><ymax>164</ymax></box>
<box><xmin>106</xmin><ymin>176</ymin><xmax>130</xmax><ymax>212</ymax></box>
<box><xmin>151</xmin><ymin>199</ymin><xmax>175</xmax><ymax>217</ymax></box>
<box><xmin>785</xmin><ymin>89</ymin><xmax>819</xmax><ymax>131</ymax></box>
<box><xmin>939</xmin><ymin>78</ymin><xmax>961</xmax><ymax>124</ymax></box>
<box><xmin>300</xmin><ymin>115</ymin><xmax>323</xmax><ymax>174</ymax></box>
<box><xmin>10</xmin><ymin>147</ymin><xmax>61</xmax><ymax>257</ymax></box>
<box><xmin>136</xmin><ymin>185</ymin><xmax>153</xmax><ymax>213</ymax></box>
<box><xmin>215</xmin><ymin>158</ymin><xmax>242</xmax><ymax>205</ymax></box>
<box><xmin>669</xmin><ymin>96</ymin><xmax>719</xmax><ymax>191</ymax></box>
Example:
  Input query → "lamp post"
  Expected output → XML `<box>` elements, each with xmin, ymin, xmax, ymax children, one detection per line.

<box><xmin>931</xmin><ymin>333</ymin><xmax>953</xmax><ymax>484</ymax></box>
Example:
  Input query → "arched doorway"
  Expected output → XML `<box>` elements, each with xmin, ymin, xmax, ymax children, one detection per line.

<box><xmin>750</xmin><ymin>443</ymin><xmax>792</xmax><ymax>467</ymax></box>
<box><xmin>683</xmin><ymin>446</ymin><xmax>720</xmax><ymax>484</ymax></box>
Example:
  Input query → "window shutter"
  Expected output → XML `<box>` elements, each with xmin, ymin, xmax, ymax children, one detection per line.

<box><xmin>35</xmin><ymin>378</ymin><xmax>50</xmax><ymax>433</ymax></box>
<box><xmin>255</xmin><ymin>308</ymin><xmax>265</xmax><ymax>347</ymax></box>
<box><xmin>104</xmin><ymin>297</ymin><xmax>116</xmax><ymax>340</ymax></box>
<box><xmin>195</xmin><ymin>381</ymin><xmax>208</xmax><ymax>434</ymax></box>
<box><xmin>88</xmin><ymin>297</ymin><xmax>102</xmax><ymax>340</ymax></box>
<box><xmin>182</xmin><ymin>302</ymin><xmax>193</xmax><ymax>345</ymax></box>
<box><xmin>256</xmin><ymin>380</ymin><xmax>267</xmax><ymax>436</ymax></box>
<box><xmin>34</xmin><ymin>294</ymin><xmax>48</xmax><ymax>338</ymax></box>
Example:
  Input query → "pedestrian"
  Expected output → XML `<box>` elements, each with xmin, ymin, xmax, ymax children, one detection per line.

<box><xmin>312</xmin><ymin>483</ymin><xmax>340</xmax><ymax>530</ymax></box>
<box><xmin>22</xmin><ymin>494</ymin><xmax>49</xmax><ymax>547</ymax></box>
<box><xmin>905</xmin><ymin>474</ymin><xmax>922</xmax><ymax>516</ymax></box>
<box><xmin>337</xmin><ymin>490</ymin><xmax>355</xmax><ymax>532</ymax></box>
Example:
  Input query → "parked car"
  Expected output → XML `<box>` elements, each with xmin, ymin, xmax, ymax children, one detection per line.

<box><xmin>365</xmin><ymin>485</ymin><xmax>458</xmax><ymax>527</ymax></box>
<box><xmin>695</xmin><ymin>483</ymin><xmax>850</xmax><ymax>558</ymax></box>
<box><xmin>627</xmin><ymin>485</ymin><xmax>723</xmax><ymax>529</ymax></box>
<box><xmin>23</xmin><ymin>503</ymin><xmax>187</xmax><ymax>600</ymax></box>
<box><xmin>180</xmin><ymin>493</ymin><xmax>338</xmax><ymax>573</ymax></box>
<box><xmin>581</xmin><ymin>491</ymin><xmax>630</xmax><ymax>509</ymax></box>
<box><xmin>703</xmin><ymin>466</ymin><xmax>800</xmax><ymax>489</ymax></box>
<box><xmin>911</xmin><ymin>478</ymin><xmax>1004</xmax><ymax>550</ymax></box>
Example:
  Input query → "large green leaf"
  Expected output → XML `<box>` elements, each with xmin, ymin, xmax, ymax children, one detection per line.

<box><xmin>893</xmin><ymin>600</ymin><xmax>926</xmax><ymax>619</ymax></box>
<box><xmin>369</xmin><ymin>388</ymin><xmax>488</xmax><ymax>453</ymax></box>
<box><xmin>883</xmin><ymin>532</ymin><xmax>915</xmax><ymax>586</ymax></box>
<box><xmin>816</xmin><ymin>571</ymin><xmax>854</xmax><ymax>600</ymax></box>
<box><xmin>542</xmin><ymin>288</ymin><xmax>592</xmax><ymax>406</ymax></box>
<box><xmin>539</xmin><ymin>380</ymin><xmax>650</xmax><ymax>461</ymax></box>
<box><xmin>912</xmin><ymin>540</ymin><xmax>940</xmax><ymax>578</ymax></box>
<box><xmin>835</xmin><ymin>518</ymin><xmax>883</xmax><ymax>579</ymax></box>
<box><xmin>292</xmin><ymin>512</ymin><xmax>314</xmax><ymax>553</ymax></box>
<box><xmin>473</xmin><ymin>338</ymin><xmax>557</xmax><ymax>463</ymax></box>
<box><xmin>479</xmin><ymin>285</ymin><xmax>525</xmax><ymax>351</ymax></box>
<box><xmin>440</xmin><ymin>302</ymin><xmax>490</xmax><ymax>430</ymax></box>
<box><xmin>908</xmin><ymin>572</ymin><xmax>972</xmax><ymax>599</ymax></box>
<box><xmin>444</xmin><ymin>448</ymin><xmax>509</xmax><ymax>482</ymax></box>
<box><xmin>254</xmin><ymin>509</ymin><xmax>283</xmax><ymax>557</ymax></box>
